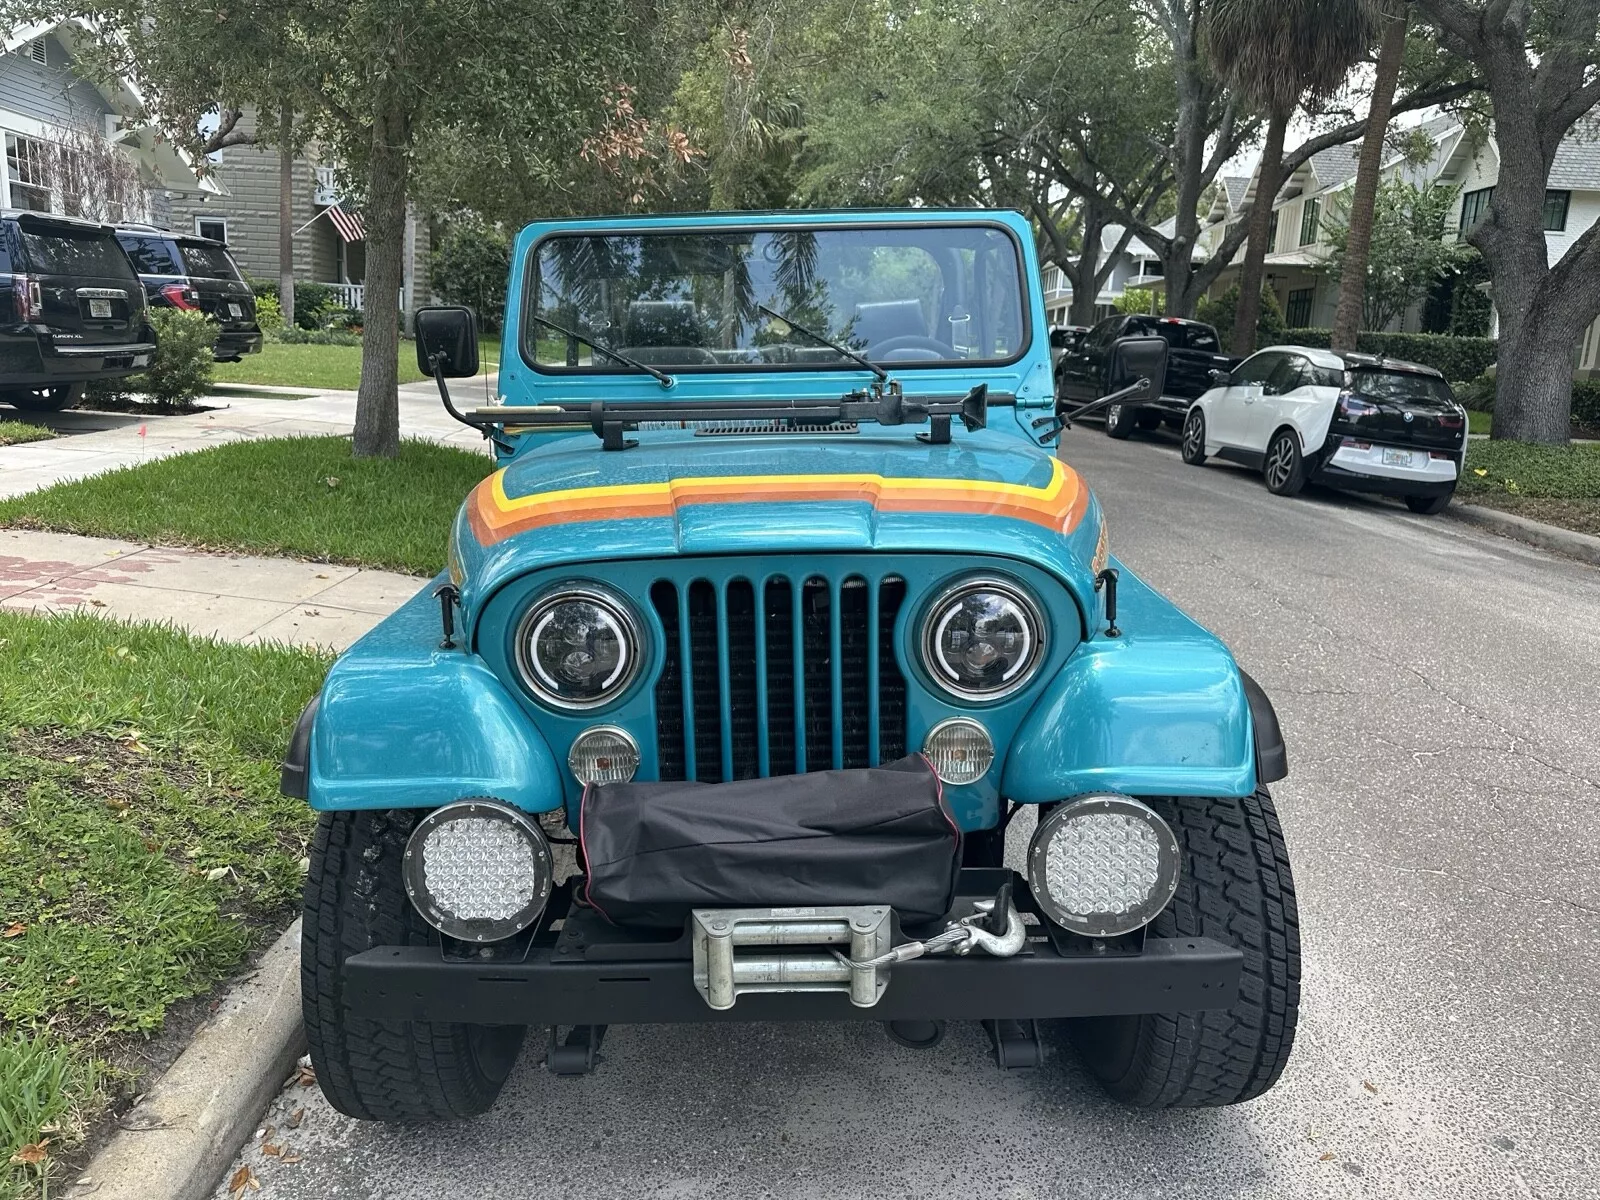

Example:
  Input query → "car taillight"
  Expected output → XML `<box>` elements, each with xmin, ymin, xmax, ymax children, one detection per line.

<box><xmin>1429</xmin><ymin>450</ymin><xmax>1454</xmax><ymax>460</ymax></box>
<box><xmin>9</xmin><ymin>274</ymin><xmax>42</xmax><ymax>322</ymax></box>
<box><xmin>159</xmin><ymin>283</ymin><xmax>199</xmax><ymax>310</ymax></box>
<box><xmin>1336</xmin><ymin>391</ymin><xmax>1379</xmax><ymax>420</ymax></box>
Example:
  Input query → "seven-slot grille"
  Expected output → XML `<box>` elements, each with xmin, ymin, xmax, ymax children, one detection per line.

<box><xmin>651</xmin><ymin>573</ymin><xmax>909</xmax><ymax>783</ymax></box>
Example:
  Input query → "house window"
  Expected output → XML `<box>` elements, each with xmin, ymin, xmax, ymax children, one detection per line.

<box><xmin>5</xmin><ymin>133</ymin><xmax>53</xmax><ymax>212</ymax></box>
<box><xmin>1299</xmin><ymin>197</ymin><xmax>1321</xmax><ymax>246</ymax></box>
<box><xmin>1267</xmin><ymin>211</ymin><xmax>1279</xmax><ymax>252</ymax></box>
<box><xmin>1460</xmin><ymin>186</ymin><xmax>1495</xmax><ymax>231</ymax></box>
<box><xmin>1543</xmin><ymin>190</ymin><xmax>1570</xmax><ymax>232</ymax></box>
<box><xmin>1286</xmin><ymin>287</ymin><xmax>1315</xmax><ymax>328</ymax></box>
<box><xmin>195</xmin><ymin>217</ymin><xmax>228</xmax><ymax>243</ymax></box>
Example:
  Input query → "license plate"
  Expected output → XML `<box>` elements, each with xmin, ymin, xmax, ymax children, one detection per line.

<box><xmin>228</xmin><ymin>303</ymin><xmax>244</xmax><ymax>319</ymax></box>
<box><xmin>1382</xmin><ymin>448</ymin><xmax>1419</xmax><ymax>468</ymax></box>
<box><xmin>133</xmin><ymin>354</ymin><xmax>151</xmax><ymax>368</ymax></box>
<box><xmin>89</xmin><ymin>298</ymin><xmax>112</xmax><ymax>318</ymax></box>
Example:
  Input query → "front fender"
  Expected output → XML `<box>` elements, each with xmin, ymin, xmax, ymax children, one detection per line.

<box><xmin>304</xmin><ymin>575</ymin><xmax>564</xmax><ymax>814</ymax></box>
<box><xmin>1002</xmin><ymin>563</ymin><xmax>1259</xmax><ymax>801</ymax></box>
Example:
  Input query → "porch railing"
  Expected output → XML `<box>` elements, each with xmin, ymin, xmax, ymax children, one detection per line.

<box><xmin>321</xmin><ymin>282</ymin><xmax>364</xmax><ymax>310</ymax></box>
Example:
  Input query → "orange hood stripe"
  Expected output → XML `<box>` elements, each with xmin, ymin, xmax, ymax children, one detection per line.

<box><xmin>466</xmin><ymin>460</ymin><xmax>1088</xmax><ymax>546</ymax></box>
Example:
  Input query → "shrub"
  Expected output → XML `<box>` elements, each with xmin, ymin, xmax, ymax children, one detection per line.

<box><xmin>428</xmin><ymin>215</ymin><xmax>511</xmax><ymax>332</ymax></box>
<box><xmin>138</xmin><ymin>310</ymin><xmax>219</xmax><ymax>403</ymax></box>
<box><xmin>1278</xmin><ymin>328</ymin><xmax>1498</xmax><ymax>380</ymax></box>
<box><xmin>254</xmin><ymin>293</ymin><xmax>284</xmax><ymax>335</ymax></box>
<box><xmin>1197</xmin><ymin>284</ymin><xmax>1286</xmax><ymax>354</ymax></box>
<box><xmin>250</xmin><ymin>279</ymin><xmax>338</xmax><ymax>329</ymax></box>
<box><xmin>1114</xmin><ymin>287</ymin><xmax>1163</xmax><ymax>315</ymax></box>
<box><xmin>317</xmin><ymin>306</ymin><xmax>363</xmax><ymax>333</ymax></box>
<box><xmin>275</xmin><ymin>326</ymin><xmax>363</xmax><ymax>346</ymax></box>
<box><xmin>1572</xmin><ymin>378</ymin><xmax>1600</xmax><ymax>428</ymax></box>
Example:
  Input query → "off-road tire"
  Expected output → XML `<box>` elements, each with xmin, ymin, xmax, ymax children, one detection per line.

<box><xmin>302</xmin><ymin>809</ymin><xmax>527</xmax><ymax>1121</ymax></box>
<box><xmin>1263</xmin><ymin>429</ymin><xmax>1307</xmax><ymax>496</ymax></box>
<box><xmin>1405</xmin><ymin>491</ymin><xmax>1452</xmax><ymax>515</ymax></box>
<box><xmin>1180</xmin><ymin>409</ymin><xmax>1208</xmax><ymax>465</ymax></box>
<box><xmin>1067</xmin><ymin>787</ymin><xmax>1300</xmax><ymax>1107</ymax></box>
<box><xmin>2</xmin><ymin>383</ymin><xmax>82</xmax><ymax>413</ymax></box>
<box><xmin>1105</xmin><ymin>402</ymin><xmax>1137</xmax><ymax>439</ymax></box>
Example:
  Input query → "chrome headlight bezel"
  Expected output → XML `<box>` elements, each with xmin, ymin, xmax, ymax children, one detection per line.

<box><xmin>919</xmin><ymin>575</ymin><xmax>1048</xmax><ymax>702</ymax></box>
<box><xmin>513</xmin><ymin>582</ymin><xmax>643</xmax><ymax>711</ymax></box>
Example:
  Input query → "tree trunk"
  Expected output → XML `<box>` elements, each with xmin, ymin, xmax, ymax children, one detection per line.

<box><xmin>1232</xmin><ymin>109</ymin><xmax>1288</xmax><ymax>356</ymax></box>
<box><xmin>353</xmin><ymin>108</ymin><xmax>410</xmax><ymax>459</ymax></box>
<box><xmin>278</xmin><ymin>109</ymin><xmax>295</xmax><ymax>329</ymax></box>
<box><xmin>1331</xmin><ymin>3</ymin><xmax>1408</xmax><ymax>350</ymax></box>
<box><xmin>1069</xmin><ymin>210</ymin><xmax>1108</xmax><ymax>327</ymax></box>
<box><xmin>1491</xmin><ymin>311</ymin><xmax>1587</xmax><ymax>443</ymax></box>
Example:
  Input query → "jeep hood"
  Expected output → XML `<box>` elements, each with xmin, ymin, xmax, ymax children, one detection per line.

<box><xmin>450</xmin><ymin>427</ymin><xmax>1108</xmax><ymax>628</ymax></box>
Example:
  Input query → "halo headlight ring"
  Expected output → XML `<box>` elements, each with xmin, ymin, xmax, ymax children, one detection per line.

<box><xmin>1026</xmin><ymin>794</ymin><xmax>1181</xmax><ymax>938</ymax></box>
<box><xmin>402</xmin><ymin>799</ymin><xmax>554</xmax><ymax>943</ymax></box>
<box><xmin>513</xmin><ymin>582</ymin><xmax>643</xmax><ymax>711</ymax></box>
<box><xmin>919</xmin><ymin>575</ymin><xmax>1048</xmax><ymax>702</ymax></box>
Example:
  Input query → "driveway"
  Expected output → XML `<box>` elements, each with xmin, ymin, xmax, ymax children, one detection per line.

<box><xmin>219</xmin><ymin>429</ymin><xmax>1599</xmax><ymax>1200</ymax></box>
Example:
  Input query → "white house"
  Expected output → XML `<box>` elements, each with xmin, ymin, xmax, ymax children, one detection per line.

<box><xmin>1042</xmin><ymin>222</ymin><xmax>1171</xmax><ymax>326</ymax></box>
<box><xmin>2</xmin><ymin>21</ymin><xmax>219</xmax><ymax>218</ymax></box>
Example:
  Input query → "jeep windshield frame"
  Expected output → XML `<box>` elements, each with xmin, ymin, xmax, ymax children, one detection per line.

<box><xmin>518</xmin><ymin>219</ymin><xmax>1032</xmax><ymax>379</ymax></box>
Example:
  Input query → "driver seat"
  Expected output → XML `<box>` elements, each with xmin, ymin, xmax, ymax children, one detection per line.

<box><xmin>852</xmin><ymin>300</ymin><xmax>927</xmax><ymax>350</ymax></box>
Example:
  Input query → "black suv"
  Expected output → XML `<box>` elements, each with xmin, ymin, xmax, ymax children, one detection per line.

<box><xmin>115</xmin><ymin>225</ymin><xmax>262</xmax><ymax>362</ymax></box>
<box><xmin>1</xmin><ymin>211</ymin><xmax>156</xmax><ymax>412</ymax></box>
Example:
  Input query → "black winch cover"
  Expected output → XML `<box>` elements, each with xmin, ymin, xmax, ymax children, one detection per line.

<box><xmin>579</xmin><ymin>755</ymin><xmax>961</xmax><ymax>928</ymax></box>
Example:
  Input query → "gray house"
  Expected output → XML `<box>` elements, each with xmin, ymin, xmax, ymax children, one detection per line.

<box><xmin>2</xmin><ymin>21</ymin><xmax>217</xmax><ymax>218</ymax></box>
<box><xmin>168</xmin><ymin>107</ymin><xmax>431</xmax><ymax>315</ymax></box>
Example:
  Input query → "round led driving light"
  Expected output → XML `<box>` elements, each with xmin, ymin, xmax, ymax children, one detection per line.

<box><xmin>1026</xmin><ymin>795</ymin><xmax>1181</xmax><ymax>938</ymax></box>
<box><xmin>516</xmin><ymin>584</ymin><xmax>641</xmax><ymax>710</ymax></box>
<box><xmin>921</xmin><ymin>717</ymin><xmax>995</xmax><ymax>785</ymax></box>
<box><xmin>568</xmin><ymin>725</ymin><xmax>640</xmax><ymax>785</ymax></box>
<box><xmin>921</xmin><ymin>577</ymin><xmax>1046</xmax><ymax>700</ymax></box>
<box><xmin>403</xmin><ymin>800</ymin><xmax>554</xmax><ymax>943</ymax></box>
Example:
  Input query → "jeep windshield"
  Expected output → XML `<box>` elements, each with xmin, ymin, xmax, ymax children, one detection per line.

<box><xmin>524</xmin><ymin>223</ymin><xmax>1029</xmax><ymax>375</ymax></box>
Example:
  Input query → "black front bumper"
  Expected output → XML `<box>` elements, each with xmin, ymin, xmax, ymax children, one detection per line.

<box><xmin>342</xmin><ymin>870</ymin><xmax>1243</xmax><ymax>1026</ymax></box>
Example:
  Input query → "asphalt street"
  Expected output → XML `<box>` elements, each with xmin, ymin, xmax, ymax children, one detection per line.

<box><xmin>219</xmin><ymin>428</ymin><xmax>1600</xmax><ymax>1200</ymax></box>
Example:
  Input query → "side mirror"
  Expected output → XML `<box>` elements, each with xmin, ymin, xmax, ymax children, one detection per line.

<box><xmin>1106</xmin><ymin>335</ymin><xmax>1168</xmax><ymax>405</ymax></box>
<box><xmin>1208</xmin><ymin>368</ymin><xmax>1231</xmax><ymax>385</ymax></box>
<box><xmin>1049</xmin><ymin>329</ymin><xmax>1071</xmax><ymax>350</ymax></box>
<box><xmin>415</xmin><ymin>306</ymin><xmax>479</xmax><ymax>378</ymax></box>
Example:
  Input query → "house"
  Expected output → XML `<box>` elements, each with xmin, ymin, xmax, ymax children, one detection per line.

<box><xmin>1041</xmin><ymin>223</ymin><xmax>1170</xmax><ymax>326</ymax></box>
<box><xmin>1192</xmin><ymin>114</ymin><xmax>1600</xmax><ymax>377</ymax></box>
<box><xmin>166</xmin><ymin>108</ymin><xmax>431</xmax><ymax>318</ymax></box>
<box><xmin>1</xmin><ymin>22</ymin><xmax>219</xmax><ymax>219</ymax></box>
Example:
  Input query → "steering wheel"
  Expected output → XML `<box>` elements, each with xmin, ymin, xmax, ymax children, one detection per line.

<box><xmin>868</xmin><ymin>334</ymin><xmax>958</xmax><ymax>361</ymax></box>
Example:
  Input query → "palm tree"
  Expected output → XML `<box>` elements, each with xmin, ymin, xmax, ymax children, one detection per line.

<box><xmin>1205</xmin><ymin>0</ymin><xmax>1374</xmax><ymax>354</ymax></box>
<box><xmin>1330</xmin><ymin>1</ymin><xmax>1411</xmax><ymax>350</ymax></box>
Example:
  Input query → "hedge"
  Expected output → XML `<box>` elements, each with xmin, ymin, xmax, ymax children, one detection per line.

<box><xmin>1282</xmin><ymin>328</ymin><xmax>1498</xmax><ymax>380</ymax></box>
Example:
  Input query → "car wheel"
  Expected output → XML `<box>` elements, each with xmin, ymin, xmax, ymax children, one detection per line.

<box><xmin>1405</xmin><ymin>491</ymin><xmax>1452</xmax><ymax>515</ymax></box>
<box><xmin>2</xmin><ymin>383</ymin><xmax>83</xmax><ymax>413</ymax></box>
<box><xmin>1066</xmin><ymin>786</ymin><xmax>1301</xmax><ymax>1108</ymax></box>
<box><xmin>1136</xmin><ymin>411</ymin><xmax>1163</xmax><ymax>431</ymax></box>
<box><xmin>1180</xmin><ymin>409</ymin><xmax>1208</xmax><ymax>465</ymax></box>
<box><xmin>302</xmin><ymin>810</ymin><xmax>527</xmax><ymax>1121</ymax></box>
<box><xmin>1105</xmin><ymin>403</ymin><xmax>1136</xmax><ymax>440</ymax></box>
<box><xmin>1262</xmin><ymin>430</ymin><xmax>1306</xmax><ymax>496</ymax></box>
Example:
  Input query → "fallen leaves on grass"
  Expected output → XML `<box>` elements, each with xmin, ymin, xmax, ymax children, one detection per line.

<box><xmin>2</xmin><ymin>922</ymin><xmax>25</xmax><ymax>938</ymax></box>
<box><xmin>10</xmin><ymin>1138</ymin><xmax>51</xmax><ymax>1165</ymax></box>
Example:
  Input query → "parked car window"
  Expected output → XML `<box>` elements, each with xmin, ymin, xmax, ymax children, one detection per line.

<box><xmin>1126</xmin><ymin>317</ymin><xmax>1220</xmax><ymax>351</ymax></box>
<box><xmin>1230</xmin><ymin>351</ymin><xmax>1281</xmax><ymax>387</ymax></box>
<box><xmin>19</xmin><ymin>226</ymin><xmax>138</xmax><ymax>279</ymax></box>
<box><xmin>178</xmin><ymin>242</ymin><xmax>243</xmax><ymax>280</ymax></box>
<box><xmin>1309</xmin><ymin>362</ymin><xmax>1344</xmax><ymax>388</ymax></box>
<box><xmin>1348</xmin><ymin>369</ymin><xmax>1455</xmax><ymax>406</ymax></box>
<box><xmin>117</xmin><ymin>234</ymin><xmax>180</xmax><ymax>275</ymax></box>
<box><xmin>1268</xmin><ymin>355</ymin><xmax>1310</xmax><ymax>394</ymax></box>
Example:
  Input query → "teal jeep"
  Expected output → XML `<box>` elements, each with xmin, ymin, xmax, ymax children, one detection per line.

<box><xmin>287</xmin><ymin>208</ymin><xmax>1299</xmax><ymax>1121</ymax></box>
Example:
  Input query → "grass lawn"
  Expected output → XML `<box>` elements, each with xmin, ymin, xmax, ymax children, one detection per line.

<box><xmin>1467</xmin><ymin>409</ymin><xmax>1491</xmax><ymax>435</ymax></box>
<box><xmin>0</xmin><ymin>612</ymin><xmax>327</xmax><ymax>1199</ymax></box>
<box><xmin>0</xmin><ymin>436</ymin><xmax>492</xmax><ymax>576</ymax></box>
<box><xmin>1458</xmin><ymin>439</ymin><xmax>1600</xmax><ymax>537</ymax></box>
<box><xmin>213</xmin><ymin>336</ymin><xmax>500</xmax><ymax>392</ymax></box>
<box><xmin>0</xmin><ymin>422</ymin><xmax>53</xmax><ymax>448</ymax></box>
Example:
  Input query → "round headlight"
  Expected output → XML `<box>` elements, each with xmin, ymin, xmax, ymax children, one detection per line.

<box><xmin>921</xmin><ymin>577</ymin><xmax>1046</xmax><ymax>700</ymax></box>
<box><xmin>921</xmin><ymin>717</ymin><xmax>994</xmax><ymax>785</ymax></box>
<box><xmin>516</xmin><ymin>585</ymin><xmax>641</xmax><ymax>710</ymax></box>
<box><xmin>403</xmin><ymin>799</ymin><xmax>554</xmax><ymax>943</ymax></box>
<box><xmin>1026</xmin><ymin>795</ymin><xmax>1181</xmax><ymax>938</ymax></box>
<box><xmin>568</xmin><ymin>725</ymin><xmax>640</xmax><ymax>785</ymax></box>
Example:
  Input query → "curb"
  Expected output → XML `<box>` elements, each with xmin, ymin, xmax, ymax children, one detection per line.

<box><xmin>1446</xmin><ymin>502</ymin><xmax>1600</xmax><ymax>566</ymax></box>
<box><xmin>68</xmin><ymin>920</ymin><xmax>305</xmax><ymax>1200</ymax></box>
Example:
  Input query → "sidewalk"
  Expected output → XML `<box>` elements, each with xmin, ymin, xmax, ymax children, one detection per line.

<box><xmin>0</xmin><ymin>377</ymin><xmax>495</xmax><ymax>499</ymax></box>
<box><xmin>0</xmin><ymin>527</ymin><xmax>424</xmax><ymax>650</ymax></box>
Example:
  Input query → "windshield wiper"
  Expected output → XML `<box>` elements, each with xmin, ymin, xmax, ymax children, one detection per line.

<box><xmin>757</xmin><ymin>303</ymin><xmax>887</xmax><ymax>383</ymax></box>
<box><xmin>530</xmin><ymin>313</ymin><xmax>675</xmax><ymax>390</ymax></box>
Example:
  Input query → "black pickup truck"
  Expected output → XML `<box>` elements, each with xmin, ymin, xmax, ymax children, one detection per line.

<box><xmin>1055</xmin><ymin>314</ymin><xmax>1237</xmax><ymax>438</ymax></box>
